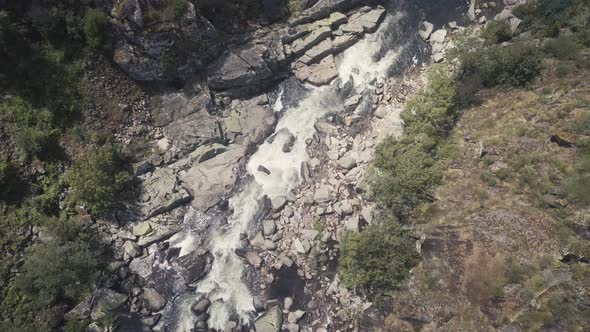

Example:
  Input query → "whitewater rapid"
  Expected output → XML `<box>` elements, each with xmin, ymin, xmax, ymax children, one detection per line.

<box><xmin>180</xmin><ymin>13</ymin><xmax>407</xmax><ymax>330</ymax></box>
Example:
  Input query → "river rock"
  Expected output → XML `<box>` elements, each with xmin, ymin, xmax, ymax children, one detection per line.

<box><xmin>332</xmin><ymin>33</ymin><xmax>361</xmax><ymax>54</ymax></box>
<box><xmin>251</xmin><ymin>232</ymin><xmax>266</xmax><ymax>248</ymax></box>
<box><xmin>430</xmin><ymin>29</ymin><xmax>447</xmax><ymax>44</ymax></box>
<box><xmin>237</xmin><ymin>249</ymin><xmax>263</xmax><ymax>267</ymax></box>
<box><xmin>142</xmin><ymin>288</ymin><xmax>167</xmax><ymax>311</ymax></box>
<box><xmin>137</xmin><ymin>225</ymin><xmax>181</xmax><ymax>247</ymax></box>
<box><xmin>294</xmin><ymin>54</ymin><xmax>338</xmax><ymax>86</ymax></box>
<box><xmin>337</xmin><ymin>155</ymin><xmax>357</xmax><ymax>170</ymax></box>
<box><xmin>90</xmin><ymin>288</ymin><xmax>128</xmax><ymax>320</ymax></box>
<box><xmin>139</xmin><ymin>168</ymin><xmax>191</xmax><ymax>220</ymax></box>
<box><xmin>300</xmin><ymin>39</ymin><xmax>333</xmax><ymax>64</ymax></box>
<box><xmin>468</xmin><ymin>0</ymin><xmax>476</xmax><ymax>21</ymax></box>
<box><xmin>133</xmin><ymin>222</ymin><xmax>152</xmax><ymax>237</ymax></box>
<box><xmin>288</xmin><ymin>310</ymin><xmax>306</xmax><ymax>323</ymax></box>
<box><xmin>271</xmin><ymin>196</ymin><xmax>288</xmax><ymax>212</ymax></box>
<box><xmin>290</xmin><ymin>26</ymin><xmax>332</xmax><ymax>56</ymax></box>
<box><xmin>123</xmin><ymin>241</ymin><xmax>141</xmax><ymax>259</ymax></box>
<box><xmin>263</xmin><ymin>219</ymin><xmax>277</xmax><ymax>235</ymax></box>
<box><xmin>284</xmin><ymin>297</ymin><xmax>294</xmax><ymax>311</ymax></box>
<box><xmin>292</xmin><ymin>238</ymin><xmax>306</xmax><ymax>254</ymax></box>
<box><xmin>258</xmin><ymin>165</ymin><xmax>271</xmax><ymax>175</ymax></box>
<box><xmin>162</xmin><ymin>109</ymin><xmax>222</xmax><ymax>156</ymax></box>
<box><xmin>153</xmin><ymin>91</ymin><xmax>210</xmax><ymax>127</ymax></box>
<box><xmin>314</xmin><ymin>185</ymin><xmax>332</xmax><ymax>203</ymax></box>
<box><xmin>255</xmin><ymin>305</ymin><xmax>283</xmax><ymax>332</ymax></box>
<box><xmin>419</xmin><ymin>21</ymin><xmax>434</xmax><ymax>41</ymax></box>
<box><xmin>192</xmin><ymin>298</ymin><xmax>211</xmax><ymax>314</ymax></box>
<box><xmin>180</xmin><ymin>144</ymin><xmax>247</xmax><ymax>210</ymax></box>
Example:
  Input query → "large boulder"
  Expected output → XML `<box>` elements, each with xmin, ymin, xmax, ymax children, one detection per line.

<box><xmin>162</xmin><ymin>109</ymin><xmax>222</xmax><ymax>156</ymax></box>
<box><xmin>139</xmin><ymin>168</ymin><xmax>192</xmax><ymax>220</ymax></box>
<box><xmin>208</xmin><ymin>34</ymin><xmax>286</xmax><ymax>97</ymax></box>
<box><xmin>112</xmin><ymin>2</ymin><xmax>221</xmax><ymax>81</ymax></box>
<box><xmin>255</xmin><ymin>306</ymin><xmax>283</xmax><ymax>332</ymax></box>
<box><xmin>179</xmin><ymin>144</ymin><xmax>247</xmax><ymax>210</ymax></box>
<box><xmin>90</xmin><ymin>289</ymin><xmax>128</xmax><ymax>320</ymax></box>
<box><xmin>142</xmin><ymin>288</ymin><xmax>167</xmax><ymax>312</ymax></box>
<box><xmin>152</xmin><ymin>91</ymin><xmax>210</xmax><ymax>127</ymax></box>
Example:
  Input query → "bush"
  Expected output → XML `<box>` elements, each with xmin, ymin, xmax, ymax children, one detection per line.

<box><xmin>83</xmin><ymin>8</ymin><xmax>109</xmax><ymax>52</ymax></box>
<box><xmin>13</xmin><ymin>240</ymin><xmax>101</xmax><ymax>308</ymax></box>
<box><xmin>565</xmin><ymin>147</ymin><xmax>590</xmax><ymax>206</ymax></box>
<box><xmin>402</xmin><ymin>66</ymin><xmax>459</xmax><ymax>137</ymax></box>
<box><xmin>372</xmin><ymin>136</ymin><xmax>442</xmax><ymax>218</ymax></box>
<box><xmin>0</xmin><ymin>96</ymin><xmax>56</xmax><ymax>160</ymax></box>
<box><xmin>162</xmin><ymin>0</ymin><xmax>187</xmax><ymax>21</ymax></box>
<box><xmin>64</xmin><ymin>145</ymin><xmax>131</xmax><ymax>214</ymax></box>
<box><xmin>338</xmin><ymin>215</ymin><xmax>418</xmax><ymax>291</ymax></box>
<box><xmin>481</xmin><ymin>20</ymin><xmax>513</xmax><ymax>45</ymax></box>
<box><xmin>456</xmin><ymin>40</ymin><xmax>544</xmax><ymax>87</ymax></box>
<box><xmin>543</xmin><ymin>35</ymin><xmax>581</xmax><ymax>60</ymax></box>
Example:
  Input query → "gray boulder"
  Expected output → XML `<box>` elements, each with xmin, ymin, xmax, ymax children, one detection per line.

<box><xmin>90</xmin><ymin>288</ymin><xmax>128</xmax><ymax>320</ymax></box>
<box><xmin>139</xmin><ymin>168</ymin><xmax>192</xmax><ymax>220</ymax></box>
<box><xmin>179</xmin><ymin>144</ymin><xmax>247</xmax><ymax>210</ymax></box>
<box><xmin>255</xmin><ymin>306</ymin><xmax>283</xmax><ymax>332</ymax></box>
<box><xmin>142</xmin><ymin>288</ymin><xmax>167</xmax><ymax>312</ymax></box>
<box><xmin>313</xmin><ymin>185</ymin><xmax>332</xmax><ymax>203</ymax></box>
<box><xmin>162</xmin><ymin>109</ymin><xmax>222</xmax><ymax>156</ymax></box>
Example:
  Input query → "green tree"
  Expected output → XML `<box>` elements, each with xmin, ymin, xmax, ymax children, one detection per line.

<box><xmin>481</xmin><ymin>20</ymin><xmax>513</xmax><ymax>45</ymax></box>
<box><xmin>338</xmin><ymin>216</ymin><xmax>418</xmax><ymax>291</ymax></box>
<box><xmin>64</xmin><ymin>146</ymin><xmax>130</xmax><ymax>215</ymax></box>
<box><xmin>83</xmin><ymin>8</ymin><xmax>108</xmax><ymax>52</ymax></box>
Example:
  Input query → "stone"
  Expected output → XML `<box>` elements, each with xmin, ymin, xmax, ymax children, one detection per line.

<box><xmin>295</xmin><ymin>55</ymin><xmax>338</xmax><ymax>86</ymax></box>
<box><xmin>301</xmin><ymin>229</ymin><xmax>319</xmax><ymax>241</ymax></box>
<box><xmin>133</xmin><ymin>222</ymin><xmax>152</xmax><ymax>237</ymax></box>
<box><xmin>143</xmin><ymin>314</ymin><xmax>161</xmax><ymax>327</ymax></box>
<box><xmin>284</xmin><ymin>297</ymin><xmax>294</xmax><ymax>311</ymax></box>
<box><xmin>332</xmin><ymin>34</ymin><xmax>361</xmax><ymax>54</ymax></box>
<box><xmin>139</xmin><ymin>168</ymin><xmax>191</xmax><ymax>220</ymax></box>
<box><xmin>137</xmin><ymin>225</ymin><xmax>181</xmax><ymax>247</ymax></box>
<box><xmin>258</xmin><ymin>165</ymin><xmax>271</xmax><ymax>175</ymax></box>
<box><xmin>180</xmin><ymin>145</ymin><xmax>247</xmax><ymax>210</ymax></box>
<box><xmin>284</xmin><ymin>323</ymin><xmax>300</xmax><ymax>332</ymax></box>
<box><xmin>123</xmin><ymin>241</ymin><xmax>141</xmax><ymax>259</ymax></box>
<box><xmin>132</xmin><ymin>160</ymin><xmax>151</xmax><ymax>176</ymax></box>
<box><xmin>419</xmin><ymin>21</ymin><xmax>434</xmax><ymax>41</ymax></box>
<box><xmin>162</xmin><ymin>110</ymin><xmax>222</xmax><ymax>156</ymax></box>
<box><xmin>251</xmin><ymin>232</ymin><xmax>266</xmax><ymax>248</ymax></box>
<box><xmin>307</xmin><ymin>300</ymin><xmax>318</xmax><ymax>310</ymax></box>
<box><xmin>90</xmin><ymin>288</ymin><xmax>128</xmax><ymax>320</ymax></box>
<box><xmin>237</xmin><ymin>249</ymin><xmax>263</xmax><ymax>267</ymax></box>
<box><xmin>153</xmin><ymin>92</ymin><xmax>210</xmax><ymax>127</ymax></box>
<box><xmin>292</xmin><ymin>238</ymin><xmax>306</xmax><ymax>254</ymax></box>
<box><xmin>360</xmin><ymin>206</ymin><xmax>373</xmax><ymax>223</ymax></box>
<box><xmin>479</xmin><ymin>15</ymin><xmax>487</xmax><ymax>24</ymax></box>
<box><xmin>192</xmin><ymin>298</ymin><xmax>211</xmax><ymax>314</ymax></box>
<box><xmin>374</xmin><ymin>106</ymin><xmax>388</xmax><ymax>119</ymax></box>
<box><xmin>190</xmin><ymin>143</ymin><xmax>228</xmax><ymax>163</ymax></box>
<box><xmin>291</xmin><ymin>26</ymin><xmax>332</xmax><ymax>56</ymax></box>
<box><xmin>263</xmin><ymin>219</ymin><xmax>277</xmax><ymax>236</ymax></box>
<box><xmin>224</xmin><ymin>320</ymin><xmax>238</xmax><ymax>332</ymax></box>
<box><xmin>430</xmin><ymin>29</ymin><xmax>447</xmax><ymax>44</ymax></box>
<box><xmin>337</xmin><ymin>155</ymin><xmax>357</xmax><ymax>170</ymax></box>
<box><xmin>313</xmin><ymin>185</ymin><xmax>332</xmax><ymax>203</ymax></box>
<box><xmin>301</xmin><ymin>39</ymin><xmax>333</xmax><ymax>64</ymax></box>
<box><xmin>143</xmin><ymin>288</ymin><xmax>166</xmax><ymax>311</ymax></box>
<box><xmin>288</xmin><ymin>310</ymin><xmax>306</xmax><ymax>323</ymax></box>
<box><xmin>314</xmin><ymin>121</ymin><xmax>338</xmax><ymax>135</ymax></box>
<box><xmin>449</xmin><ymin>21</ymin><xmax>458</xmax><ymax>29</ymax></box>
<box><xmin>432</xmin><ymin>53</ymin><xmax>445</xmax><ymax>63</ymax></box>
<box><xmin>271</xmin><ymin>196</ymin><xmax>288</xmax><ymax>212</ymax></box>
<box><xmin>340</xmin><ymin>200</ymin><xmax>354</xmax><ymax>215</ymax></box>
<box><xmin>468</xmin><ymin>0</ymin><xmax>476</xmax><ymax>21</ymax></box>
<box><xmin>255</xmin><ymin>306</ymin><xmax>283</xmax><ymax>332</ymax></box>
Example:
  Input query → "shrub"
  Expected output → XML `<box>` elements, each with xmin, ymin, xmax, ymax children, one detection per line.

<box><xmin>14</xmin><ymin>240</ymin><xmax>101</xmax><ymax>308</ymax></box>
<box><xmin>481</xmin><ymin>20</ymin><xmax>513</xmax><ymax>45</ymax></box>
<box><xmin>338</xmin><ymin>215</ymin><xmax>418</xmax><ymax>291</ymax></box>
<box><xmin>462</xmin><ymin>248</ymin><xmax>505</xmax><ymax>304</ymax></box>
<box><xmin>456</xmin><ymin>40</ymin><xmax>544</xmax><ymax>87</ymax></box>
<box><xmin>83</xmin><ymin>8</ymin><xmax>109</xmax><ymax>52</ymax></box>
<box><xmin>0</xmin><ymin>96</ymin><xmax>56</xmax><ymax>160</ymax></box>
<box><xmin>402</xmin><ymin>66</ymin><xmax>459</xmax><ymax>138</ymax></box>
<box><xmin>565</xmin><ymin>147</ymin><xmax>590</xmax><ymax>206</ymax></box>
<box><xmin>505</xmin><ymin>257</ymin><xmax>537</xmax><ymax>283</ymax></box>
<box><xmin>543</xmin><ymin>35</ymin><xmax>581</xmax><ymax>60</ymax></box>
<box><xmin>372</xmin><ymin>136</ymin><xmax>442</xmax><ymax>218</ymax></box>
<box><xmin>64</xmin><ymin>145</ymin><xmax>131</xmax><ymax>214</ymax></box>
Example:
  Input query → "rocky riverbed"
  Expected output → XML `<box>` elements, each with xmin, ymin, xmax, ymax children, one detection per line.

<box><xmin>62</xmin><ymin>0</ymin><xmax>529</xmax><ymax>331</ymax></box>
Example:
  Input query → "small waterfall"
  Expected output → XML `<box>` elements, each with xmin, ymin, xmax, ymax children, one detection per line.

<box><xmin>184</xmin><ymin>13</ymin><xmax>411</xmax><ymax>330</ymax></box>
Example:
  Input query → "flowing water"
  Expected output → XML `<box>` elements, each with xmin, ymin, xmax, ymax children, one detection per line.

<box><xmin>160</xmin><ymin>0</ymin><xmax>470</xmax><ymax>329</ymax></box>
